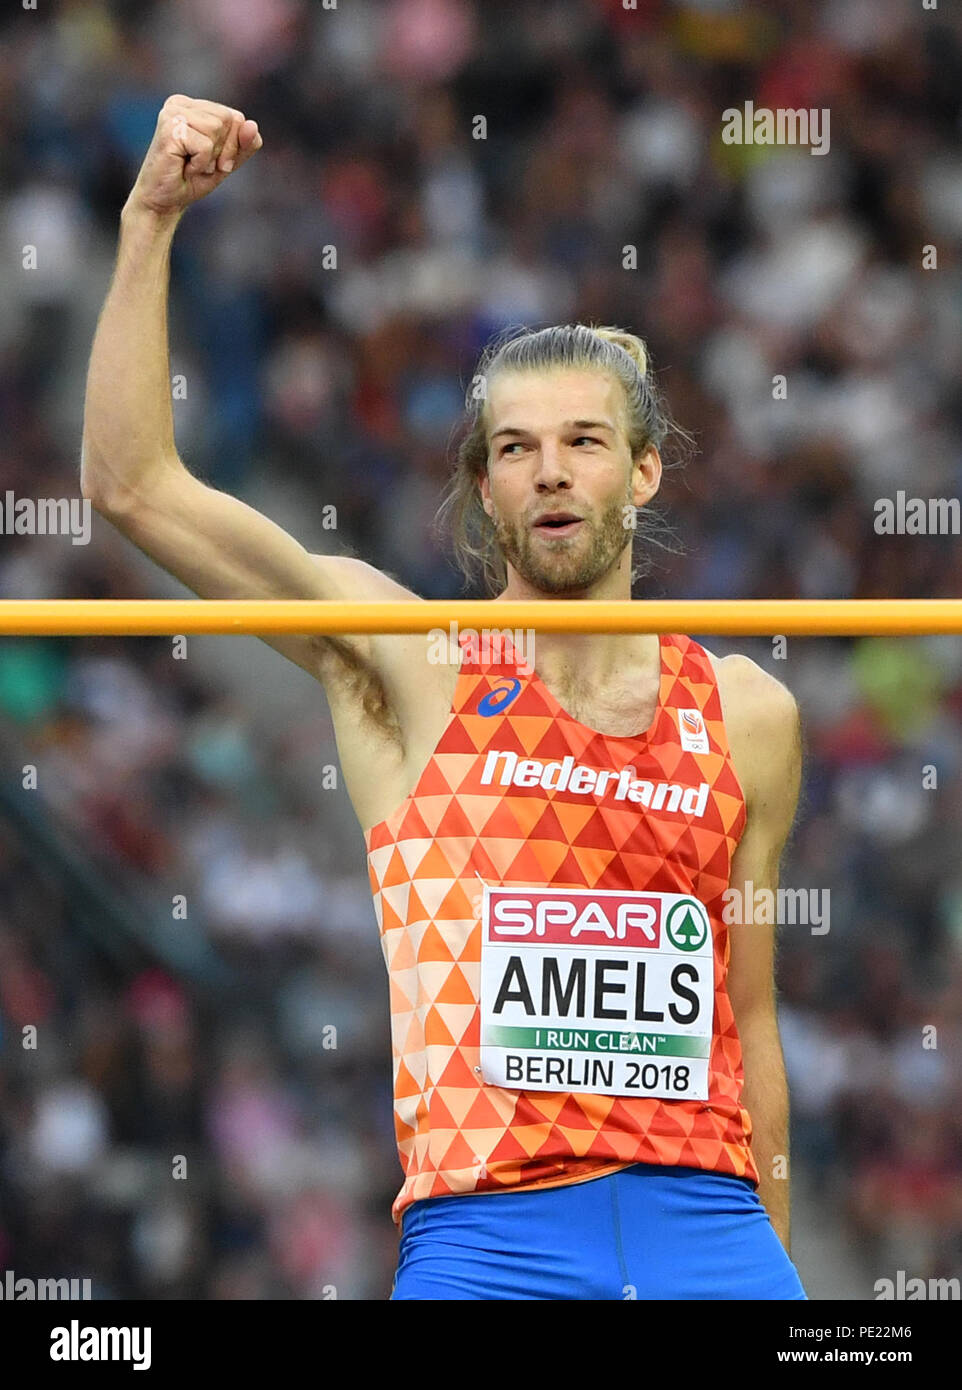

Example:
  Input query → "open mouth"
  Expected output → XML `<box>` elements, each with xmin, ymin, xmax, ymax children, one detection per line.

<box><xmin>533</xmin><ymin>513</ymin><xmax>584</xmax><ymax>537</ymax></box>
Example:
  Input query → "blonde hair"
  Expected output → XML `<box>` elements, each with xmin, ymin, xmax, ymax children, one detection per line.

<box><xmin>436</xmin><ymin>322</ymin><xmax>688</xmax><ymax>594</ymax></box>
<box><xmin>593</xmin><ymin>325</ymin><xmax>649</xmax><ymax>376</ymax></box>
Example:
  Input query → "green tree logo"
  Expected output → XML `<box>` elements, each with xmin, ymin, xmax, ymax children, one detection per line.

<box><xmin>666</xmin><ymin>899</ymin><xmax>709</xmax><ymax>952</ymax></box>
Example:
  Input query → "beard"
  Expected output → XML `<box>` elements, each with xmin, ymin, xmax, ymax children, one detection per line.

<box><xmin>491</xmin><ymin>491</ymin><xmax>633</xmax><ymax>595</ymax></box>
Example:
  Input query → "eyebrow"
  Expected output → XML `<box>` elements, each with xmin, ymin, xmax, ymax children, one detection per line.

<box><xmin>489</xmin><ymin>419</ymin><xmax>615</xmax><ymax>441</ymax></box>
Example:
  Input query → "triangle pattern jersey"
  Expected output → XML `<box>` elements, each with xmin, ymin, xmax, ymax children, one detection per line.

<box><xmin>364</xmin><ymin>629</ymin><xmax>756</xmax><ymax>1228</ymax></box>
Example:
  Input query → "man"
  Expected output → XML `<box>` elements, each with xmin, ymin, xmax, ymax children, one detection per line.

<box><xmin>82</xmin><ymin>96</ymin><xmax>806</xmax><ymax>1300</ymax></box>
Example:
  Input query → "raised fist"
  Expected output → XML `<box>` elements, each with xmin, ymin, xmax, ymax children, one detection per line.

<box><xmin>125</xmin><ymin>95</ymin><xmax>263</xmax><ymax>218</ymax></box>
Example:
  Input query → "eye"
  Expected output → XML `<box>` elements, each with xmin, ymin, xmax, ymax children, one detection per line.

<box><xmin>500</xmin><ymin>442</ymin><xmax>525</xmax><ymax>455</ymax></box>
<box><xmin>572</xmin><ymin>436</ymin><xmax>602</xmax><ymax>447</ymax></box>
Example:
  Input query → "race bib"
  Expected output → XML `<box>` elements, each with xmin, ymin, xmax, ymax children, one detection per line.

<box><xmin>480</xmin><ymin>885</ymin><xmax>714</xmax><ymax>1101</ymax></box>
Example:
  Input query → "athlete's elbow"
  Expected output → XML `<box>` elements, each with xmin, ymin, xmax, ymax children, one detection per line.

<box><xmin>80</xmin><ymin>442</ymin><xmax>168</xmax><ymax>520</ymax></box>
<box><xmin>81</xmin><ymin>475</ymin><xmax>136</xmax><ymax>521</ymax></box>
<box><xmin>80</xmin><ymin>440</ymin><xmax>124</xmax><ymax>514</ymax></box>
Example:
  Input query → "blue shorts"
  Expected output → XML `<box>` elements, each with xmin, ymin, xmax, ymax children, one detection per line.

<box><xmin>391</xmin><ymin>1163</ymin><xmax>807</xmax><ymax>1300</ymax></box>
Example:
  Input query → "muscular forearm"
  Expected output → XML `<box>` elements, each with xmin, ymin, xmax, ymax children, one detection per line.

<box><xmin>82</xmin><ymin>97</ymin><xmax>260</xmax><ymax>505</ymax></box>
<box><xmin>81</xmin><ymin>203</ymin><xmax>185</xmax><ymax>506</ymax></box>
<box><xmin>739</xmin><ymin>1013</ymin><xmax>791</xmax><ymax>1252</ymax></box>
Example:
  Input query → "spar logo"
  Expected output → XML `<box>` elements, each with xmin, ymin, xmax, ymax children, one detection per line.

<box><xmin>665</xmin><ymin>898</ymin><xmax>709</xmax><ymax>952</ymax></box>
<box><xmin>477</xmin><ymin>677</ymin><xmax>522</xmax><ymax>716</ymax></box>
<box><xmin>487</xmin><ymin>888</ymin><xmax>662</xmax><ymax>947</ymax></box>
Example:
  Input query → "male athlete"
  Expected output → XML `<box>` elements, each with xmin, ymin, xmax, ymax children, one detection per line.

<box><xmin>81</xmin><ymin>97</ymin><xmax>807</xmax><ymax>1300</ymax></box>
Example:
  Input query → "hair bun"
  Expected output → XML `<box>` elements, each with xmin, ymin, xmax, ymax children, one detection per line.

<box><xmin>592</xmin><ymin>326</ymin><xmax>648</xmax><ymax>378</ymax></box>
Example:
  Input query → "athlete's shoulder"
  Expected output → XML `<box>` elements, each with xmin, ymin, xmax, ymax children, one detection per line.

<box><xmin>704</xmin><ymin>648</ymin><xmax>798</xmax><ymax>732</ymax></box>
<box><xmin>705</xmin><ymin>650</ymin><xmax>801</xmax><ymax>814</ymax></box>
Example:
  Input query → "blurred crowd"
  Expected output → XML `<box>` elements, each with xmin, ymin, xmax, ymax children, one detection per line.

<box><xmin>1</xmin><ymin>0</ymin><xmax>962</xmax><ymax>1298</ymax></box>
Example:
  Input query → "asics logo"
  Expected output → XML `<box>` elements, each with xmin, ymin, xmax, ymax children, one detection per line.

<box><xmin>477</xmin><ymin>678</ymin><xmax>522</xmax><ymax>716</ymax></box>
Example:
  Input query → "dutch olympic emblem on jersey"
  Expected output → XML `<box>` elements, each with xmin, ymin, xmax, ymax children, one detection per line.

<box><xmin>477</xmin><ymin>677</ymin><xmax>522</xmax><ymax>716</ymax></box>
<box><xmin>677</xmin><ymin>707</ymin><xmax>710</xmax><ymax>752</ymax></box>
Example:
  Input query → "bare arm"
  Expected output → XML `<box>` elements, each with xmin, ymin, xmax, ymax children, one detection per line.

<box><xmin>81</xmin><ymin>95</ymin><xmax>412</xmax><ymax>682</ymax></box>
<box><xmin>717</xmin><ymin>657</ymin><xmax>802</xmax><ymax>1254</ymax></box>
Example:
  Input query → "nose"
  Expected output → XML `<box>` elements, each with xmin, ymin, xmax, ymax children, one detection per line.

<box><xmin>532</xmin><ymin>439</ymin><xmax>573</xmax><ymax>491</ymax></box>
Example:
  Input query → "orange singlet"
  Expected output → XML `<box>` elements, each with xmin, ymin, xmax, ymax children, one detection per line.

<box><xmin>365</xmin><ymin>630</ymin><xmax>756</xmax><ymax>1229</ymax></box>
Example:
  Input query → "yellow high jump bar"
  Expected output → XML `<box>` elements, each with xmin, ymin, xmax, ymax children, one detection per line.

<box><xmin>0</xmin><ymin>599</ymin><xmax>960</xmax><ymax>636</ymax></box>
